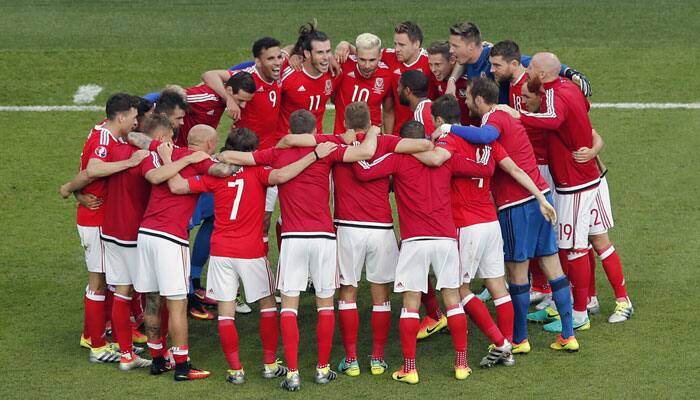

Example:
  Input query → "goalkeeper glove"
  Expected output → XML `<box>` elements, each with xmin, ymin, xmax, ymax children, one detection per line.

<box><xmin>564</xmin><ymin>68</ymin><xmax>592</xmax><ymax>97</ymax></box>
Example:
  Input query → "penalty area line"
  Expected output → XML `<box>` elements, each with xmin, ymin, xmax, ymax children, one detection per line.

<box><xmin>0</xmin><ymin>103</ymin><xmax>699</xmax><ymax>112</ymax></box>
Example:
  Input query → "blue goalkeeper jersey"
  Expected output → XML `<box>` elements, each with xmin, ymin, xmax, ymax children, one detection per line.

<box><xmin>462</xmin><ymin>44</ymin><xmax>568</xmax><ymax>104</ymax></box>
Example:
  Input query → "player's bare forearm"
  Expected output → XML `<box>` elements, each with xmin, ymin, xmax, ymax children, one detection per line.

<box><xmin>208</xmin><ymin>162</ymin><xmax>242</xmax><ymax>177</ymax></box>
<box><xmin>591</xmin><ymin>128</ymin><xmax>604</xmax><ymax>154</ymax></box>
<box><xmin>499</xmin><ymin>157</ymin><xmax>546</xmax><ymax>202</ymax></box>
<box><xmin>167</xmin><ymin>173</ymin><xmax>191</xmax><ymax>195</ymax></box>
<box><xmin>60</xmin><ymin>169</ymin><xmax>93</xmax><ymax>197</ymax></box>
<box><xmin>127</xmin><ymin>131</ymin><xmax>153</xmax><ymax>150</ymax></box>
<box><xmin>395</xmin><ymin>138</ymin><xmax>434</xmax><ymax>154</ymax></box>
<box><xmin>85</xmin><ymin>159</ymin><xmax>131</xmax><ymax>179</ymax></box>
<box><xmin>201</xmin><ymin>69</ymin><xmax>232</xmax><ymax>99</ymax></box>
<box><xmin>276</xmin><ymin>134</ymin><xmax>317</xmax><ymax>149</ymax></box>
<box><xmin>216</xmin><ymin>150</ymin><xmax>257</xmax><ymax>166</ymax></box>
<box><xmin>450</xmin><ymin>64</ymin><xmax>465</xmax><ymax>81</ymax></box>
<box><xmin>413</xmin><ymin>147</ymin><xmax>450</xmax><ymax>167</ymax></box>
<box><xmin>145</xmin><ymin>157</ymin><xmax>190</xmax><ymax>185</ymax></box>
<box><xmin>344</xmin><ymin>125</ymin><xmax>379</xmax><ymax>162</ymax></box>
<box><xmin>269</xmin><ymin>152</ymin><xmax>315</xmax><ymax>185</ymax></box>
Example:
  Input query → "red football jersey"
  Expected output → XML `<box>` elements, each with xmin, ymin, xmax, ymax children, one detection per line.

<box><xmin>436</xmin><ymin>134</ymin><xmax>506</xmax><ymax>227</ymax></box>
<box><xmin>433</xmin><ymin>76</ymin><xmax>481</xmax><ymax>126</ymax></box>
<box><xmin>252</xmin><ymin>145</ymin><xmax>348</xmax><ymax>236</ymax></box>
<box><xmin>231</xmin><ymin>66</ymin><xmax>282</xmax><ymax>149</ymax></box>
<box><xmin>519</xmin><ymin>78</ymin><xmax>599</xmax><ymax>192</ymax></box>
<box><xmin>139</xmin><ymin>147</ymin><xmax>215</xmax><ymax>243</ymax></box>
<box><xmin>100</xmin><ymin>143</ymin><xmax>152</xmax><ymax>244</ymax></box>
<box><xmin>277</xmin><ymin>60</ymin><xmax>338</xmax><ymax>139</ymax></box>
<box><xmin>483</xmin><ymin>110</ymin><xmax>550</xmax><ymax>210</ymax></box>
<box><xmin>352</xmin><ymin>151</ymin><xmax>493</xmax><ymax>240</ymax></box>
<box><xmin>509</xmin><ymin>72</ymin><xmax>548</xmax><ymax>164</ymax></box>
<box><xmin>187</xmin><ymin>166</ymin><xmax>272</xmax><ymax>258</ymax></box>
<box><xmin>76</xmin><ymin>123</ymin><xmax>123</xmax><ymax>227</ymax></box>
<box><xmin>382</xmin><ymin>48</ymin><xmax>435</xmax><ymax>135</ymax></box>
<box><xmin>176</xmin><ymin>84</ymin><xmax>226</xmax><ymax>147</ymax></box>
<box><xmin>413</xmin><ymin>99</ymin><xmax>435</xmax><ymax>138</ymax></box>
<box><xmin>318</xmin><ymin>133</ymin><xmax>401</xmax><ymax>226</ymax></box>
<box><xmin>333</xmin><ymin>56</ymin><xmax>392</xmax><ymax>133</ymax></box>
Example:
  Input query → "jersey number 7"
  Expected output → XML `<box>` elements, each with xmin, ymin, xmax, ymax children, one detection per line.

<box><xmin>227</xmin><ymin>179</ymin><xmax>244</xmax><ymax>220</ymax></box>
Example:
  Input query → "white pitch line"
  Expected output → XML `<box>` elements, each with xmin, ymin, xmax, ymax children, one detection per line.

<box><xmin>0</xmin><ymin>103</ymin><xmax>699</xmax><ymax>112</ymax></box>
<box><xmin>590</xmin><ymin>103</ymin><xmax>700</xmax><ymax>109</ymax></box>
<box><xmin>73</xmin><ymin>84</ymin><xmax>103</xmax><ymax>104</ymax></box>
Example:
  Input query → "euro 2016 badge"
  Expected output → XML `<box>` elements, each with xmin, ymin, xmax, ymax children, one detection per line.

<box><xmin>324</xmin><ymin>79</ymin><xmax>332</xmax><ymax>96</ymax></box>
<box><xmin>373</xmin><ymin>77</ymin><xmax>385</xmax><ymax>94</ymax></box>
<box><xmin>94</xmin><ymin>146</ymin><xmax>108</xmax><ymax>158</ymax></box>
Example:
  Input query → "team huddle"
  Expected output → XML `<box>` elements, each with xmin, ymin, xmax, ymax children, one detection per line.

<box><xmin>59</xmin><ymin>20</ymin><xmax>634</xmax><ymax>390</ymax></box>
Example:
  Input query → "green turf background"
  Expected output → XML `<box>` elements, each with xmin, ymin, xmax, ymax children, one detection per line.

<box><xmin>1</xmin><ymin>1</ymin><xmax>699</xmax><ymax>398</ymax></box>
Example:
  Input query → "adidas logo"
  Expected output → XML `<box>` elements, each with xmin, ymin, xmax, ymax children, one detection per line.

<box><xmin>297</xmin><ymin>85</ymin><xmax>306</xmax><ymax>92</ymax></box>
<box><xmin>348</xmin><ymin>71</ymin><xmax>355</xmax><ymax>78</ymax></box>
<box><xmin>257</xmin><ymin>86</ymin><xmax>265</xmax><ymax>92</ymax></box>
<box><xmin>393</xmin><ymin>68</ymin><xmax>401</xmax><ymax>75</ymax></box>
<box><xmin>206</xmin><ymin>110</ymin><xmax>215</xmax><ymax>115</ymax></box>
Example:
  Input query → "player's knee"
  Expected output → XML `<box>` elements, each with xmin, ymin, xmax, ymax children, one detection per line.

<box><xmin>315</xmin><ymin>288</ymin><xmax>335</xmax><ymax>299</ymax></box>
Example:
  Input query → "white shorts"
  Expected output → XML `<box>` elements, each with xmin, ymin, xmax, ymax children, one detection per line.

<box><xmin>77</xmin><ymin>225</ymin><xmax>105</xmax><ymax>273</ymax></box>
<box><xmin>103</xmin><ymin>241</ymin><xmax>138</xmax><ymax>286</ymax></box>
<box><xmin>458</xmin><ymin>221</ymin><xmax>505</xmax><ymax>283</ymax></box>
<box><xmin>277</xmin><ymin>237</ymin><xmax>338</xmax><ymax>297</ymax></box>
<box><xmin>394</xmin><ymin>239</ymin><xmax>460</xmax><ymax>293</ymax></box>
<box><xmin>207</xmin><ymin>256</ymin><xmax>275</xmax><ymax>303</ymax></box>
<box><xmin>554</xmin><ymin>186</ymin><xmax>598</xmax><ymax>250</ymax></box>
<box><xmin>134</xmin><ymin>232</ymin><xmax>190</xmax><ymax>297</ymax></box>
<box><xmin>336</xmin><ymin>225</ymin><xmax>399</xmax><ymax>286</ymax></box>
<box><xmin>538</xmin><ymin>164</ymin><xmax>555</xmax><ymax>193</ymax></box>
<box><xmin>265</xmin><ymin>186</ymin><xmax>278</xmax><ymax>213</ymax></box>
<box><xmin>589</xmin><ymin>176</ymin><xmax>614</xmax><ymax>236</ymax></box>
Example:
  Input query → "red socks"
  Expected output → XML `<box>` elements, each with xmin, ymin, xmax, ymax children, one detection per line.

<box><xmin>399</xmin><ymin>308</ymin><xmax>420</xmax><ymax>371</ymax></box>
<box><xmin>130</xmin><ymin>292</ymin><xmax>144</xmax><ymax>327</ymax></box>
<box><xmin>112</xmin><ymin>294</ymin><xmax>133</xmax><ymax>357</ymax></box>
<box><xmin>462</xmin><ymin>294</ymin><xmax>505</xmax><ymax>347</ymax></box>
<box><xmin>421</xmin><ymin>279</ymin><xmax>443</xmax><ymax>320</ymax></box>
<box><xmin>371</xmin><ymin>302</ymin><xmax>391</xmax><ymax>360</ymax></box>
<box><xmin>316</xmin><ymin>307</ymin><xmax>335</xmax><ymax>368</ymax></box>
<box><xmin>338</xmin><ymin>301</ymin><xmax>359</xmax><ymax>362</ymax></box>
<box><xmin>218</xmin><ymin>317</ymin><xmax>241</xmax><ymax>370</ymax></box>
<box><xmin>446</xmin><ymin>305</ymin><xmax>468</xmax><ymax>368</ymax></box>
<box><xmin>147</xmin><ymin>339</ymin><xmax>163</xmax><ymax>358</ymax></box>
<box><xmin>597</xmin><ymin>244</ymin><xmax>628</xmax><ymax>299</ymax></box>
<box><xmin>567</xmin><ymin>250</ymin><xmax>592</xmax><ymax>312</ymax></box>
<box><xmin>529</xmin><ymin>259</ymin><xmax>551</xmax><ymax>293</ymax></box>
<box><xmin>160</xmin><ymin>302</ymin><xmax>169</xmax><ymax>349</ymax></box>
<box><xmin>588</xmin><ymin>248</ymin><xmax>598</xmax><ymax>297</ymax></box>
<box><xmin>493</xmin><ymin>295</ymin><xmax>514</xmax><ymax>343</ymax></box>
<box><xmin>85</xmin><ymin>288</ymin><xmax>107</xmax><ymax>348</ymax></box>
<box><xmin>259</xmin><ymin>308</ymin><xmax>279</xmax><ymax>364</ymax></box>
<box><xmin>280</xmin><ymin>309</ymin><xmax>299</xmax><ymax>372</ymax></box>
<box><xmin>172</xmin><ymin>345</ymin><xmax>189</xmax><ymax>365</ymax></box>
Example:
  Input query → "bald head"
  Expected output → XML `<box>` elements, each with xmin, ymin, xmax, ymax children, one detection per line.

<box><xmin>187</xmin><ymin>124</ymin><xmax>218</xmax><ymax>154</ymax></box>
<box><xmin>529</xmin><ymin>52</ymin><xmax>561</xmax><ymax>82</ymax></box>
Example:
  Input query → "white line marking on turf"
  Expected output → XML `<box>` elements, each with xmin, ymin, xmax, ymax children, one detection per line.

<box><xmin>0</xmin><ymin>105</ymin><xmax>102</xmax><ymax>112</ymax></box>
<box><xmin>73</xmin><ymin>84</ymin><xmax>103</xmax><ymax>104</ymax></box>
<box><xmin>0</xmin><ymin>103</ymin><xmax>698</xmax><ymax>112</ymax></box>
<box><xmin>590</xmin><ymin>103</ymin><xmax>700</xmax><ymax>109</ymax></box>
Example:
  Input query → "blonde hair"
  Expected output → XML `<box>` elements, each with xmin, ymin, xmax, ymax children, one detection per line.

<box><xmin>355</xmin><ymin>33</ymin><xmax>381</xmax><ymax>51</ymax></box>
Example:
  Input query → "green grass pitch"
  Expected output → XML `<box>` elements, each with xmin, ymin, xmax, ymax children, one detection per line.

<box><xmin>1</xmin><ymin>1</ymin><xmax>699</xmax><ymax>398</ymax></box>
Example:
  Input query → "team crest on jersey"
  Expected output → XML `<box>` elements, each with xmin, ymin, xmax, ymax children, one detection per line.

<box><xmin>480</xmin><ymin>71</ymin><xmax>487</xmax><ymax>78</ymax></box>
<box><xmin>458</xmin><ymin>88</ymin><xmax>467</xmax><ymax>98</ymax></box>
<box><xmin>373</xmin><ymin>78</ymin><xmax>385</xmax><ymax>94</ymax></box>
<box><xmin>324</xmin><ymin>79</ymin><xmax>332</xmax><ymax>96</ymax></box>
<box><xmin>94</xmin><ymin>146</ymin><xmax>107</xmax><ymax>158</ymax></box>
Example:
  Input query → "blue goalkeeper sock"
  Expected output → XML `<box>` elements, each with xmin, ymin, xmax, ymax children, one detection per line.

<box><xmin>550</xmin><ymin>275</ymin><xmax>574</xmax><ymax>339</ymax></box>
<box><xmin>190</xmin><ymin>216</ymin><xmax>214</xmax><ymax>293</ymax></box>
<box><xmin>508</xmin><ymin>282</ymin><xmax>530</xmax><ymax>344</ymax></box>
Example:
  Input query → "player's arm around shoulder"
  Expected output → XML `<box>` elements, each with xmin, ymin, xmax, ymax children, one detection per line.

<box><xmin>343</xmin><ymin>125</ymin><xmax>379</xmax><ymax>162</ymax></box>
<box><xmin>394</xmin><ymin>137</ymin><xmax>434</xmax><ymax>154</ymax></box>
<box><xmin>412</xmin><ymin>145</ymin><xmax>451</xmax><ymax>167</ymax></box>
<box><xmin>276</xmin><ymin>133</ymin><xmax>318</xmax><ymax>149</ymax></box>
<box><xmin>268</xmin><ymin>142</ymin><xmax>338</xmax><ymax>185</ymax></box>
